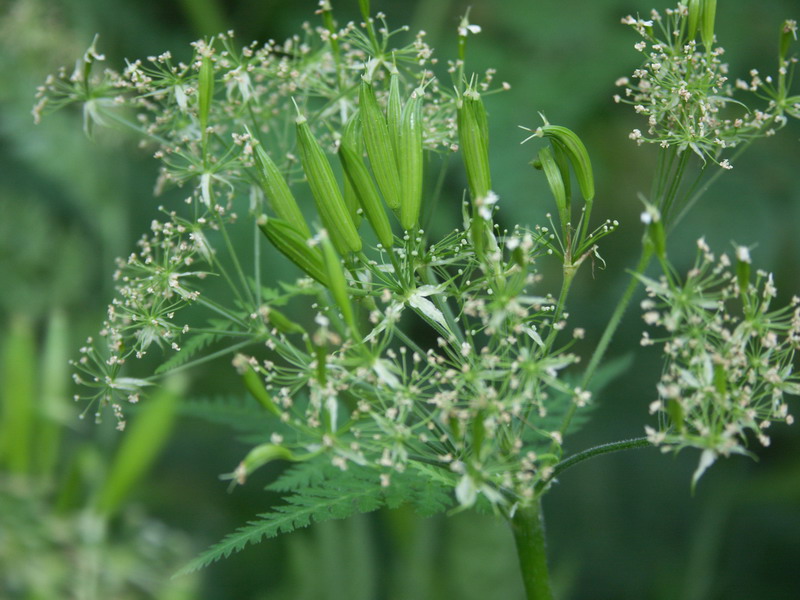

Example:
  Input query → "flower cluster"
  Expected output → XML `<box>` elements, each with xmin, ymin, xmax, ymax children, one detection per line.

<box><xmin>33</xmin><ymin>10</ymin><xmax>494</xmax><ymax>216</ymax></box>
<box><xmin>615</xmin><ymin>3</ymin><xmax>798</xmax><ymax>167</ymax></box>
<box><xmin>230</xmin><ymin>222</ymin><xmax>588</xmax><ymax>508</ymax></box>
<box><xmin>640</xmin><ymin>238</ymin><xmax>800</xmax><ymax>485</ymax></box>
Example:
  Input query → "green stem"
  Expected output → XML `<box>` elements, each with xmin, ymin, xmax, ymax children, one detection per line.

<box><xmin>546</xmin><ymin>437</ymin><xmax>651</xmax><ymax>483</ymax></box>
<box><xmin>510</xmin><ymin>499</ymin><xmax>554</xmax><ymax>600</ymax></box>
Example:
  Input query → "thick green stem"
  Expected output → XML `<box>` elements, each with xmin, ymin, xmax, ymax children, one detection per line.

<box><xmin>511</xmin><ymin>499</ymin><xmax>554</xmax><ymax>600</ymax></box>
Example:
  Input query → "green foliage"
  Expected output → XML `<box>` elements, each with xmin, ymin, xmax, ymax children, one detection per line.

<box><xmin>178</xmin><ymin>462</ymin><xmax>452</xmax><ymax>575</ymax></box>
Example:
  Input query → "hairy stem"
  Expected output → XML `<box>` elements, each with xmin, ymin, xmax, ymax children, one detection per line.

<box><xmin>511</xmin><ymin>499</ymin><xmax>554</xmax><ymax>600</ymax></box>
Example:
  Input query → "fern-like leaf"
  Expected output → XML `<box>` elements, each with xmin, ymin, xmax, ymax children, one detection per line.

<box><xmin>175</xmin><ymin>466</ymin><xmax>386</xmax><ymax>575</ymax></box>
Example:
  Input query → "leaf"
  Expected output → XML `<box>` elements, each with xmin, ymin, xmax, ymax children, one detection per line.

<box><xmin>175</xmin><ymin>467</ymin><xmax>386</xmax><ymax>575</ymax></box>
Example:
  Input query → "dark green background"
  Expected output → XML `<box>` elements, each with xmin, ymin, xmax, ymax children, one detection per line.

<box><xmin>2</xmin><ymin>0</ymin><xmax>799</xmax><ymax>598</ymax></box>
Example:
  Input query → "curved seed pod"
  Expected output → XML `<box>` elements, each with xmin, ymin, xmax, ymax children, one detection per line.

<box><xmin>250</xmin><ymin>134</ymin><xmax>311</xmax><ymax>239</ymax></box>
<box><xmin>295</xmin><ymin>114</ymin><xmax>362</xmax><ymax>254</ymax></box>
<box><xmin>538</xmin><ymin>124</ymin><xmax>594</xmax><ymax>202</ymax></box>
<box><xmin>538</xmin><ymin>146</ymin><xmax>569</xmax><ymax>230</ymax></box>
<box><xmin>258</xmin><ymin>215</ymin><xmax>329</xmax><ymax>286</ymax></box>
<box><xmin>339</xmin><ymin>116</ymin><xmax>394</xmax><ymax>249</ymax></box>
<box><xmin>233</xmin><ymin>354</ymin><xmax>281</xmax><ymax>416</ymax></box>
<box><xmin>551</xmin><ymin>139</ymin><xmax>572</xmax><ymax>202</ymax></box>
<box><xmin>701</xmin><ymin>0</ymin><xmax>717</xmax><ymax>49</ymax></box>
<box><xmin>198</xmin><ymin>55</ymin><xmax>214</xmax><ymax>138</ymax></box>
<box><xmin>264</xmin><ymin>307</ymin><xmax>306</xmax><ymax>335</ymax></box>
<box><xmin>359</xmin><ymin>79</ymin><xmax>402</xmax><ymax>210</ymax></box>
<box><xmin>457</xmin><ymin>88</ymin><xmax>491</xmax><ymax>200</ymax></box>
<box><xmin>232</xmin><ymin>443</ymin><xmax>295</xmax><ymax>485</ymax></box>
<box><xmin>398</xmin><ymin>87</ymin><xmax>424</xmax><ymax>231</ymax></box>
<box><xmin>321</xmin><ymin>233</ymin><xmax>359</xmax><ymax>336</ymax></box>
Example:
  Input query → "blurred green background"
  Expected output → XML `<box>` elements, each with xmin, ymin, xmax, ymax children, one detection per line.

<box><xmin>2</xmin><ymin>0</ymin><xmax>799</xmax><ymax>598</ymax></box>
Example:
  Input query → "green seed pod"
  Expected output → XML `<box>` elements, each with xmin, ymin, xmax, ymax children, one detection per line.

<box><xmin>687</xmin><ymin>0</ymin><xmax>702</xmax><ymax>41</ymax></box>
<box><xmin>295</xmin><ymin>114</ymin><xmax>362</xmax><ymax>255</ymax></box>
<box><xmin>538</xmin><ymin>124</ymin><xmax>594</xmax><ymax>202</ymax></box>
<box><xmin>457</xmin><ymin>88</ymin><xmax>491</xmax><ymax>201</ymax></box>
<box><xmin>458</xmin><ymin>88</ymin><xmax>491</xmax><ymax>258</ymax></box>
<box><xmin>234</xmin><ymin>443</ymin><xmax>295</xmax><ymax>485</ymax></box>
<box><xmin>264</xmin><ymin>307</ymin><xmax>306</xmax><ymax>336</ymax></box>
<box><xmin>537</xmin><ymin>146</ymin><xmax>569</xmax><ymax>231</ymax></box>
<box><xmin>250</xmin><ymin>134</ymin><xmax>311</xmax><ymax>239</ymax></box>
<box><xmin>701</xmin><ymin>0</ymin><xmax>716</xmax><ymax>49</ymax></box>
<box><xmin>198</xmin><ymin>55</ymin><xmax>214</xmax><ymax>140</ymax></box>
<box><xmin>359</xmin><ymin>79</ymin><xmax>402</xmax><ymax>210</ymax></box>
<box><xmin>233</xmin><ymin>354</ymin><xmax>281</xmax><ymax>416</ymax></box>
<box><xmin>358</xmin><ymin>0</ymin><xmax>370</xmax><ymax>20</ymax></box>
<box><xmin>339</xmin><ymin>115</ymin><xmax>394</xmax><ymax>250</ymax></box>
<box><xmin>258</xmin><ymin>215</ymin><xmax>329</xmax><ymax>286</ymax></box>
<box><xmin>779</xmin><ymin>19</ymin><xmax>796</xmax><ymax>61</ymax></box>
<box><xmin>398</xmin><ymin>87</ymin><xmax>424</xmax><ymax>231</ymax></box>
<box><xmin>387</xmin><ymin>72</ymin><xmax>403</xmax><ymax>158</ymax></box>
<box><xmin>551</xmin><ymin>140</ymin><xmax>573</xmax><ymax>202</ymax></box>
<box><xmin>321</xmin><ymin>233</ymin><xmax>359</xmax><ymax>336</ymax></box>
<box><xmin>343</xmin><ymin>170</ymin><xmax>362</xmax><ymax>228</ymax></box>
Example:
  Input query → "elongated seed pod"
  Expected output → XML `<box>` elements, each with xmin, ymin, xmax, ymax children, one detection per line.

<box><xmin>458</xmin><ymin>88</ymin><xmax>491</xmax><ymax>258</ymax></box>
<box><xmin>387</xmin><ymin>72</ymin><xmax>403</xmax><ymax>158</ymax></box>
<box><xmin>343</xmin><ymin>171</ymin><xmax>362</xmax><ymax>228</ymax></box>
<box><xmin>538</xmin><ymin>146</ymin><xmax>569</xmax><ymax>230</ymax></box>
<box><xmin>457</xmin><ymin>88</ymin><xmax>491</xmax><ymax>200</ymax></box>
<box><xmin>198</xmin><ymin>55</ymin><xmax>214</xmax><ymax>137</ymax></box>
<box><xmin>295</xmin><ymin>114</ymin><xmax>362</xmax><ymax>255</ymax></box>
<box><xmin>359</xmin><ymin>79</ymin><xmax>402</xmax><ymax>210</ymax></box>
<box><xmin>339</xmin><ymin>116</ymin><xmax>394</xmax><ymax>249</ymax></box>
<box><xmin>233</xmin><ymin>354</ymin><xmax>281</xmax><ymax>416</ymax></box>
<box><xmin>551</xmin><ymin>139</ymin><xmax>572</xmax><ymax>202</ymax></box>
<box><xmin>264</xmin><ymin>307</ymin><xmax>305</xmax><ymax>335</ymax></box>
<box><xmin>321</xmin><ymin>233</ymin><xmax>359</xmax><ymax>336</ymax></box>
<box><xmin>701</xmin><ymin>0</ymin><xmax>716</xmax><ymax>49</ymax></box>
<box><xmin>250</xmin><ymin>137</ymin><xmax>311</xmax><ymax>239</ymax></box>
<box><xmin>398</xmin><ymin>87</ymin><xmax>424</xmax><ymax>231</ymax></box>
<box><xmin>687</xmin><ymin>0</ymin><xmax>702</xmax><ymax>41</ymax></box>
<box><xmin>258</xmin><ymin>215</ymin><xmax>329</xmax><ymax>286</ymax></box>
<box><xmin>538</xmin><ymin>124</ymin><xmax>594</xmax><ymax>202</ymax></box>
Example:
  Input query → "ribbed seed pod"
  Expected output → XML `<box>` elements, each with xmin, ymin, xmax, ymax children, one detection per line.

<box><xmin>295</xmin><ymin>114</ymin><xmax>362</xmax><ymax>255</ymax></box>
<box><xmin>250</xmin><ymin>137</ymin><xmax>311</xmax><ymax>239</ymax></box>
<box><xmin>398</xmin><ymin>87</ymin><xmax>424</xmax><ymax>231</ymax></box>
<box><xmin>359</xmin><ymin>79</ymin><xmax>402</xmax><ymax>210</ymax></box>
<box><xmin>538</xmin><ymin>124</ymin><xmax>594</xmax><ymax>202</ymax></box>
<box><xmin>233</xmin><ymin>354</ymin><xmax>281</xmax><ymax>416</ymax></box>
<box><xmin>687</xmin><ymin>0</ymin><xmax>702</xmax><ymax>41</ymax></box>
<box><xmin>538</xmin><ymin>146</ymin><xmax>569</xmax><ymax>230</ymax></box>
<box><xmin>321</xmin><ymin>233</ymin><xmax>359</xmax><ymax>336</ymax></box>
<box><xmin>198</xmin><ymin>55</ymin><xmax>214</xmax><ymax>137</ymax></box>
<box><xmin>343</xmin><ymin>173</ymin><xmax>362</xmax><ymax>228</ymax></box>
<box><xmin>258</xmin><ymin>215</ymin><xmax>329</xmax><ymax>286</ymax></box>
<box><xmin>387</xmin><ymin>72</ymin><xmax>402</xmax><ymax>157</ymax></box>
<box><xmin>701</xmin><ymin>0</ymin><xmax>717</xmax><ymax>49</ymax></box>
<box><xmin>457</xmin><ymin>88</ymin><xmax>491</xmax><ymax>258</ymax></box>
<box><xmin>339</xmin><ymin>116</ymin><xmax>394</xmax><ymax>250</ymax></box>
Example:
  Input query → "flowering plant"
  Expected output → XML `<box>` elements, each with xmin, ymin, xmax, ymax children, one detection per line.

<box><xmin>36</xmin><ymin>1</ymin><xmax>799</xmax><ymax>597</ymax></box>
